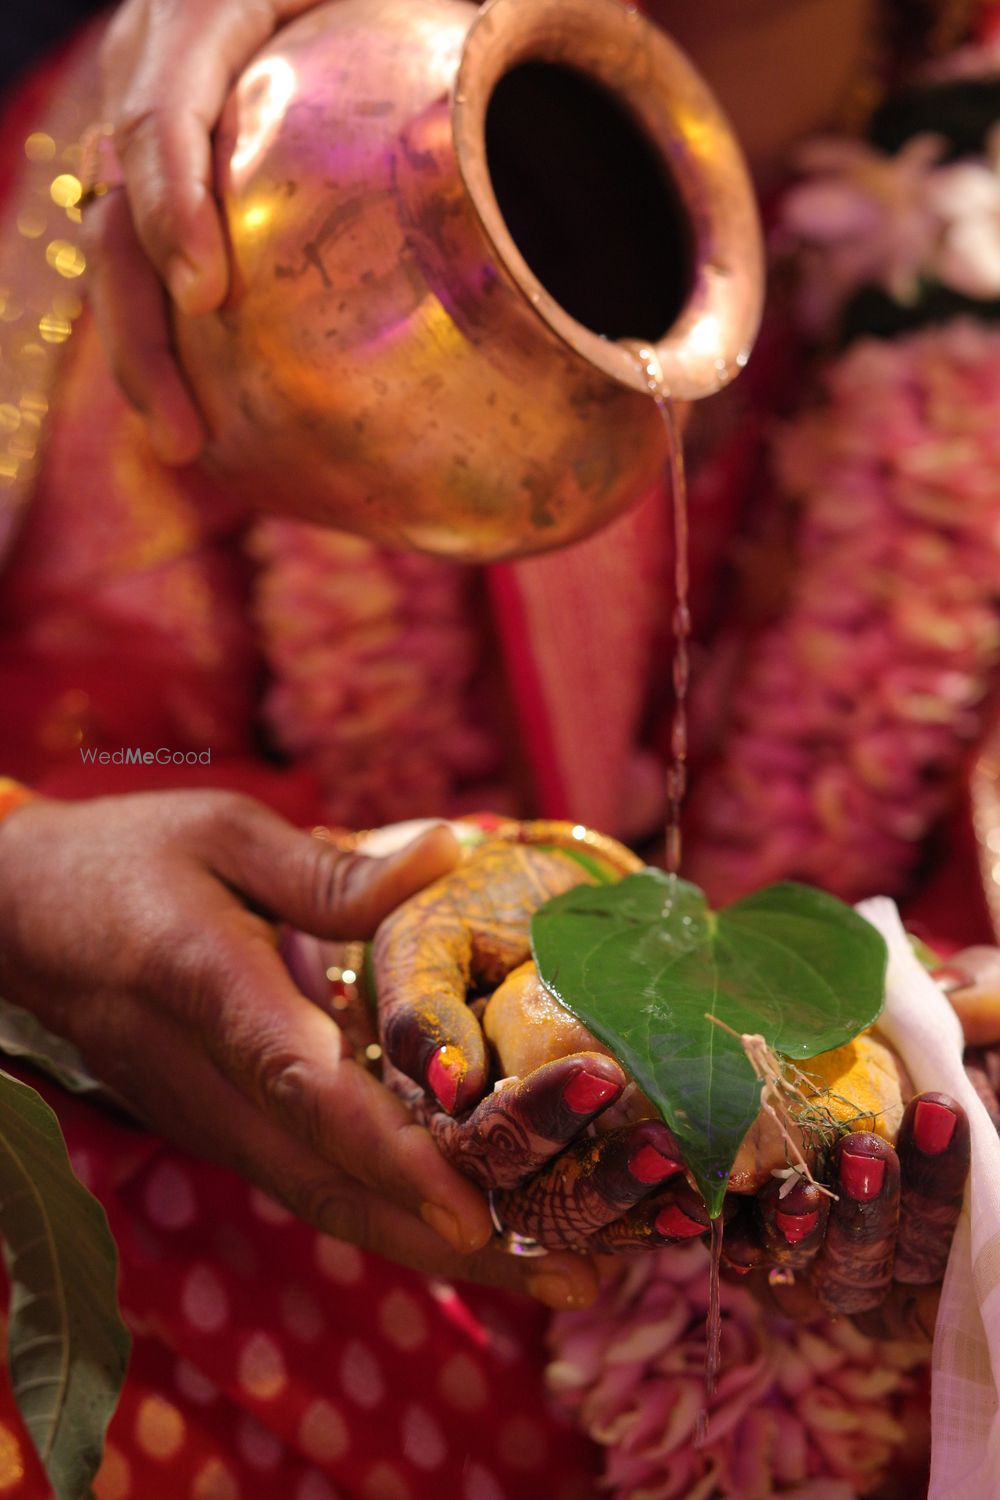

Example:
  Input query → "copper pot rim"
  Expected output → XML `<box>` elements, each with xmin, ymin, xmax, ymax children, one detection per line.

<box><xmin>452</xmin><ymin>0</ymin><xmax>764</xmax><ymax>401</ymax></box>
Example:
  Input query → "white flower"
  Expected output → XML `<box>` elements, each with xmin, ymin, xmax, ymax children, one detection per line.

<box><xmin>927</xmin><ymin>159</ymin><xmax>1000</xmax><ymax>297</ymax></box>
<box><xmin>779</xmin><ymin>136</ymin><xmax>945</xmax><ymax>331</ymax></box>
<box><xmin>780</xmin><ymin>125</ymin><xmax>1000</xmax><ymax>328</ymax></box>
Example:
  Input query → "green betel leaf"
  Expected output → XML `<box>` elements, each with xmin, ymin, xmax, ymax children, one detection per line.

<box><xmin>530</xmin><ymin>871</ymin><xmax>887</xmax><ymax>1217</ymax></box>
<box><xmin>0</xmin><ymin>1070</ymin><xmax>129</xmax><ymax>1499</ymax></box>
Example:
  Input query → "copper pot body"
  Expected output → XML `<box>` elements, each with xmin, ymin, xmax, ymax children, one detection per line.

<box><xmin>177</xmin><ymin>0</ymin><xmax>763</xmax><ymax>561</ymax></box>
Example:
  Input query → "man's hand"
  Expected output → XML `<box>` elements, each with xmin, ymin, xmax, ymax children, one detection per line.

<box><xmin>85</xmin><ymin>0</ymin><xmax>320</xmax><ymax>464</ymax></box>
<box><xmin>0</xmin><ymin>792</ymin><xmax>599</xmax><ymax>1308</ymax></box>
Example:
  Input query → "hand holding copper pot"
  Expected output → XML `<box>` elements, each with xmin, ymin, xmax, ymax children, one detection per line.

<box><xmin>90</xmin><ymin>0</ymin><xmax>763</xmax><ymax>560</ymax></box>
<box><xmin>172</xmin><ymin>0</ymin><xmax>764</xmax><ymax>559</ymax></box>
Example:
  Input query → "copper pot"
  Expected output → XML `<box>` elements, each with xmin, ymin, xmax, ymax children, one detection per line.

<box><xmin>177</xmin><ymin>0</ymin><xmax>763</xmax><ymax>561</ymax></box>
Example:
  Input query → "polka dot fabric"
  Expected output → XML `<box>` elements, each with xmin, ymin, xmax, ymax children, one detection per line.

<box><xmin>0</xmin><ymin>1074</ymin><xmax>600</xmax><ymax>1500</ymax></box>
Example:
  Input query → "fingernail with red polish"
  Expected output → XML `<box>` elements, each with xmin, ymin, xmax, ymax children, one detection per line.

<box><xmin>914</xmin><ymin>1099</ymin><xmax>957</xmax><ymax>1155</ymax></box>
<box><xmin>427</xmin><ymin>1045</ymin><xmax>462</xmax><ymax>1114</ymax></box>
<box><xmin>629</xmin><ymin>1143</ymin><xmax>683</xmax><ymax>1185</ymax></box>
<box><xmin>655</xmin><ymin>1203</ymin><xmax>706</xmax><ymax>1238</ymax></box>
<box><xmin>839</xmin><ymin>1149</ymin><xmax>885</xmax><ymax>1201</ymax></box>
<box><xmin>562</xmin><ymin>1070</ymin><xmax>621</xmax><ymax>1115</ymax></box>
<box><xmin>776</xmin><ymin>1209</ymin><xmax>820</xmax><ymax>1244</ymax></box>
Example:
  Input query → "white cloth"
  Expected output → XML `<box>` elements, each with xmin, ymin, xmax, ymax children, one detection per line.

<box><xmin>857</xmin><ymin>897</ymin><xmax>1000</xmax><ymax>1500</ymax></box>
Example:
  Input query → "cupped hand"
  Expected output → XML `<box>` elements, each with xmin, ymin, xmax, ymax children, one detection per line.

<box><xmin>374</xmin><ymin>831</ymin><xmax>701</xmax><ymax>1252</ymax></box>
<box><xmin>0</xmin><ymin>792</ymin><xmax>599</xmax><ymax>1308</ymax></box>
<box><xmin>740</xmin><ymin>943</ymin><xmax>1000</xmax><ymax>1337</ymax></box>
<box><xmin>85</xmin><ymin>0</ymin><xmax>320</xmax><ymax>464</ymax></box>
<box><xmin>373</xmin><ymin>830</ymin><xmax>976</xmax><ymax>1309</ymax></box>
<box><xmin>745</xmin><ymin>1092</ymin><xmax>970</xmax><ymax>1340</ymax></box>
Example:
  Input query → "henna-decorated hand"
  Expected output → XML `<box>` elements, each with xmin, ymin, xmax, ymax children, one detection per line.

<box><xmin>373</xmin><ymin>830</ymin><xmax>696</xmax><ymax>1252</ymax></box>
<box><xmin>371</xmin><ymin>831</ymin><xmax>986</xmax><ymax>1314</ymax></box>
<box><xmin>744</xmin><ymin>1092</ymin><xmax>970</xmax><ymax>1339</ymax></box>
<box><xmin>744</xmin><ymin>942</ymin><xmax>1000</xmax><ymax>1337</ymax></box>
<box><xmin>375</xmin><ymin>835</ymin><xmax>598</xmax><ymax>1115</ymax></box>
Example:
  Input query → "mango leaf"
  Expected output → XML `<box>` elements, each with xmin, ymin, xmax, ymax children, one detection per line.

<box><xmin>0</xmin><ymin>999</ymin><xmax>102</xmax><ymax>1095</ymax></box>
<box><xmin>531</xmin><ymin>872</ymin><xmax>886</xmax><ymax>1217</ymax></box>
<box><xmin>0</xmin><ymin>1069</ymin><xmax>130</xmax><ymax>1499</ymax></box>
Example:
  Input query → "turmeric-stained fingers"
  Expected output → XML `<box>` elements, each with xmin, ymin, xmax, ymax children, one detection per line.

<box><xmin>459</xmin><ymin>844</ymin><xmax>589</xmax><ymax>987</ymax></box>
<box><xmin>492</xmin><ymin>1119</ymin><xmax>686</xmax><ymax>1250</ymax></box>
<box><xmin>429</xmin><ymin>1052</ymin><xmax>628</xmax><ymax>1191</ymax></box>
<box><xmin>374</xmin><ymin>842</ymin><xmax>590</xmax><ymax>1115</ymax></box>
<box><xmin>374</xmin><ymin>893</ymin><xmax>486</xmax><ymax>1115</ymax></box>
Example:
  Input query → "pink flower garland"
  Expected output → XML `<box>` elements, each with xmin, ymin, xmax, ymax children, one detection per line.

<box><xmin>249</xmin><ymin>520</ymin><xmax>507</xmax><ymax>828</ymax></box>
<box><xmin>548</xmin><ymin>1243</ymin><xmax>927</xmax><ymax>1500</ymax></box>
<box><xmin>688</xmin><ymin>318</ymin><xmax>1000</xmax><ymax>906</ymax></box>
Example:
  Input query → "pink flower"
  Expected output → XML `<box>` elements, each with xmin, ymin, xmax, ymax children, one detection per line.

<box><xmin>249</xmin><ymin>520</ymin><xmax>506</xmax><ymax>827</ymax></box>
<box><xmin>548</xmin><ymin>1243</ymin><xmax>925</xmax><ymax>1500</ymax></box>
<box><xmin>687</xmin><ymin>320</ymin><xmax>1000</xmax><ymax>906</ymax></box>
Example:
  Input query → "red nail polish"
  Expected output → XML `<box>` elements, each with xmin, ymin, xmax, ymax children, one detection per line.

<box><xmin>776</xmin><ymin>1209</ymin><xmax>820</xmax><ymax>1244</ymax></box>
<box><xmin>654</xmin><ymin>1204</ymin><xmax>706</xmax><ymax>1238</ymax></box>
<box><xmin>427</xmin><ymin>1046</ymin><xmax>461</xmax><ymax>1114</ymax></box>
<box><xmin>629</xmin><ymin>1143</ymin><xmax>683</xmax><ymax>1184</ymax></box>
<box><xmin>839</xmin><ymin>1149</ymin><xmax>886</xmax><ymax>1201</ymax></box>
<box><xmin>562</xmin><ymin>1070</ymin><xmax>620</xmax><ymax>1115</ymax></box>
<box><xmin>914</xmin><ymin>1099</ymin><xmax>957</xmax><ymax>1155</ymax></box>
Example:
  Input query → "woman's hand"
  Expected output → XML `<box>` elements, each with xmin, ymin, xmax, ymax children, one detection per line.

<box><xmin>374</xmin><ymin>836</ymin><xmax>692</xmax><ymax>1248</ymax></box>
<box><xmin>0</xmin><ymin>793</ymin><xmax>601</xmax><ymax>1308</ymax></box>
<box><xmin>743</xmin><ymin>944</ymin><xmax>1000</xmax><ymax>1339</ymax></box>
<box><xmin>85</xmin><ymin>0</ymin><xmax>321</xmax><ymax>464</ymax></box>
<box><xmin>373</xmin><ymin>833</ymin><xmax>974</xmax><ymax>1305</ymax></box>
<box><xmin>746</xmin><ymin>1093</ymin><xmax>970</xmax><ymax>1333</ymax></box>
